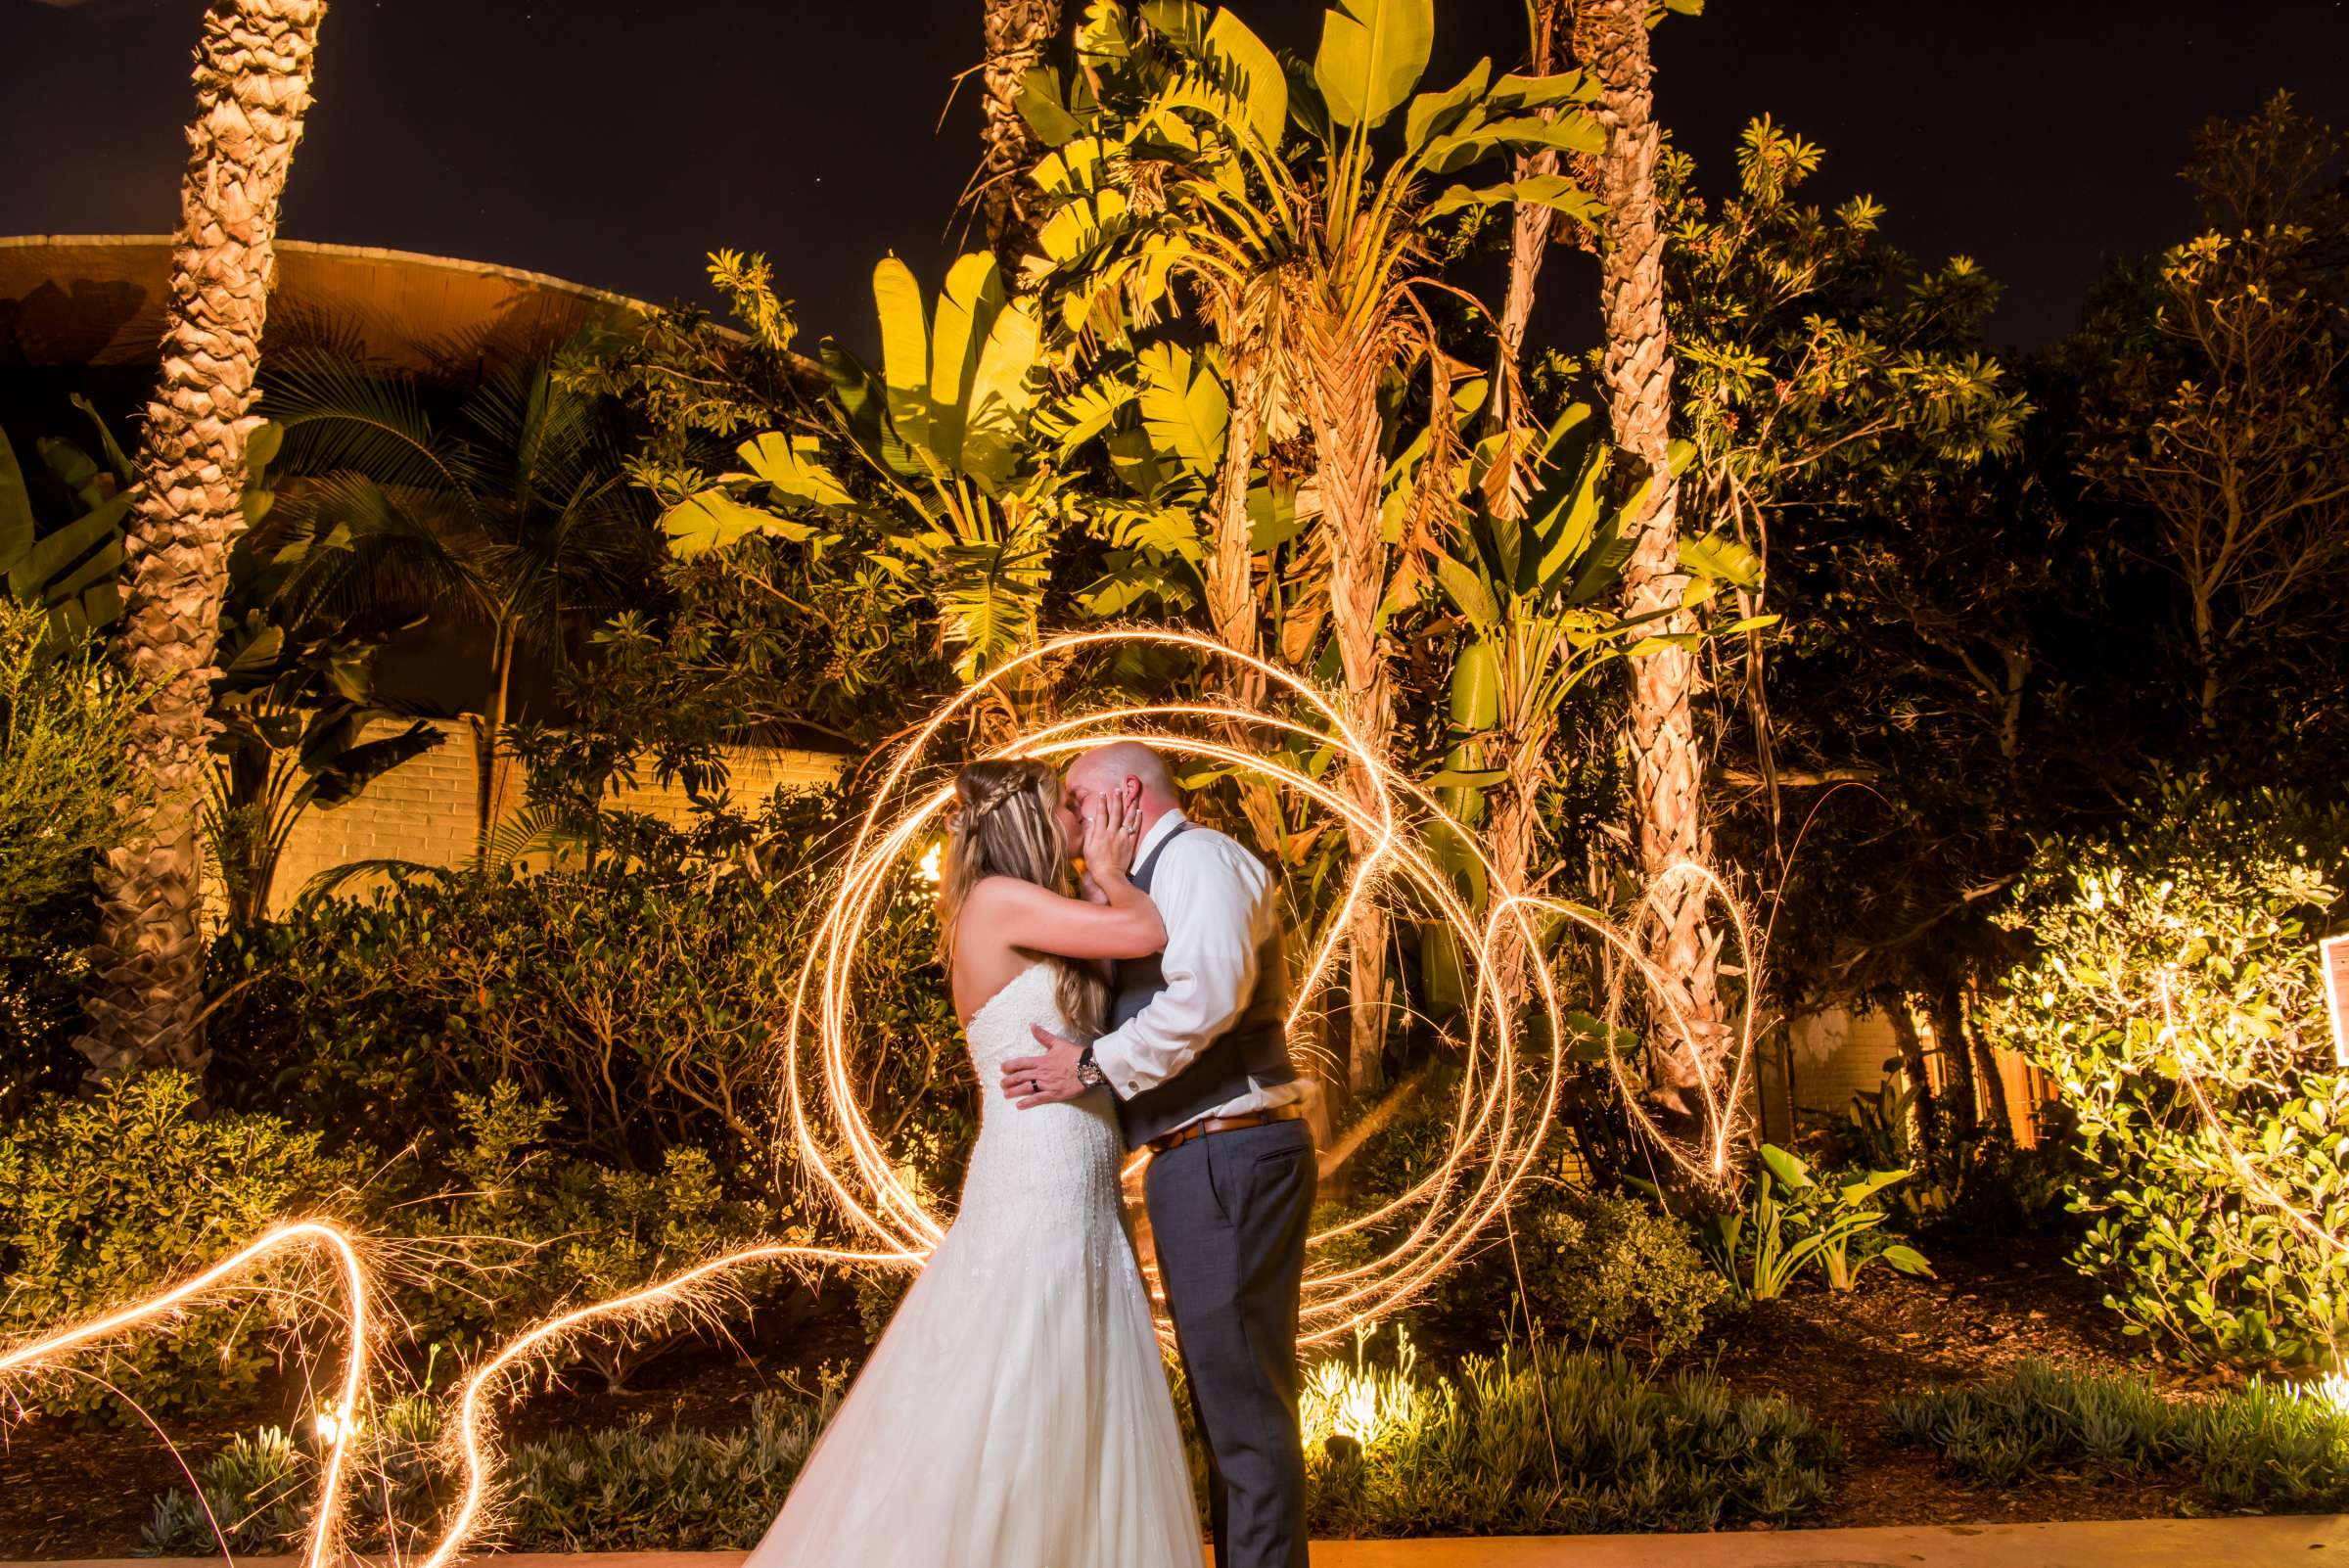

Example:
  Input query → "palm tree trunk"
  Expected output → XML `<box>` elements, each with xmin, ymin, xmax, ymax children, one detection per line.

<box><xmin>978</xmin><ymin>0</ymin><xmax>1062</xmax><ymax>269</ymax></box>
<box><xmin>1578</xmin><ymin>0</ymin><xmax>1725</xmax><ymax>1109</ymax></box>
<box><xmin>1495</xmin><ymin>0</ymin><xmax>1567</xmax><ymax>438</ymax></box>
<box><xmin>476</xmin><ymin>620</ymin><xmax>518</xmax><ymax>853</ymax></box>
<box><xmin>80</xmin><ymin>0</ymin><xmax>328</xmax><ymax>1078</ymax></box>
<box><xmin>1302</xmin><ymin>303</ymin><xmax>1393</xmax><ymax>1108</ymax></box>
<box><xmin>1484</xmin><ymin>1</ymin><xmax>1569</xmax><ymax>1016</ymax></box>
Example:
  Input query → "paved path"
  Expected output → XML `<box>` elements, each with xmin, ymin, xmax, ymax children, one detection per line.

<box><xmin>25</xmin><ymin>1517</ymin><xmax>2349</xmax><ymax>1568</ymax></box>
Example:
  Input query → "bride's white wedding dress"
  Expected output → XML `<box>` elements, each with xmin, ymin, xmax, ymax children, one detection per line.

<box><xmin>744</xmin><ymin>961</ymin><xmax>1202</xmax><ymax>1568</ymax></box>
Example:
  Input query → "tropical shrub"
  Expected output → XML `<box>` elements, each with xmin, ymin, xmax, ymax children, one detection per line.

<box><xmin>1888</xmin><ymin>1359</ymin><xmax>2349</xmax><ymax>1511</ymax></box>
<box><xmin>1702</xmin><ymin>1143</ymin><xmax>1932</xmax><ymax>1299</ymax></box>
<box><xmin>1982</xmin><ymin>781</ymin><xmax>2349</xmax><ymax>1367</ymax></box>
<box><xmin>0</xmin><ymin>1071</ymin><xmax>368</xmax><ymax>1420</ymax></box>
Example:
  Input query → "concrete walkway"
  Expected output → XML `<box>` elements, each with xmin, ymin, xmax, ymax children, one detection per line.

<box><xmin>28</xmin><ymin>1517</ymin><xmax>2349</xmax><ymax>1568</ymax></box>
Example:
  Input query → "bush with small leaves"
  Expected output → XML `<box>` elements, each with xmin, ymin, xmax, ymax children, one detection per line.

<box><xmin>0</xmin><ymin>1071</ymin><xmax>368</xmax><ymax>1421</ymax></box>
<box><xmin>1982</xmin><ymin>780</ymin><xmax>2349</xmax><ymax>1368</ymax></box>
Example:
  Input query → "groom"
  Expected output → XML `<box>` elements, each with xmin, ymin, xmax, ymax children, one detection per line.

<box><xmin>1004</xmin><ymin>740</ymin><xmax>1314</xmax><ymax>1568</ymax></box>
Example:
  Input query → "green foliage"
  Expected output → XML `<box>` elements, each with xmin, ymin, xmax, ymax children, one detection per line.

<box><xmin>1301</xmin><ymin>1329</ymin><xmax>1837</xmax><ymax>1534</ymax></box>
<box><xmin>654</xmin><ymin>252</ymin><xmax>1073</xmax><ymax>684</ymax></box>
<box><xmin>145</xmin><ymin>1378</ymin><xmax>842</xmax><ymax>1554</ymax></box>
<box><xmin>143</xmin><ymin>1425</ymin><xmax>309</xmax><ymax>1553</ymax></box>
<box><xmin>150</xmin><ymin>1340</ymin><xmax>1833</xmax><ymax>1549</ymax></box>
<box><xmin>1827</xmin><ymin>1079</ymin><xmax>2082</xmax><ymax>1234</ymax></box>
<box><xmin>1424</xmin><ymin>1185</ymin><xmax>1728</xmax><ymax>1359</ymax></box>
<box><xmin>0</xmin><ymin>1072</ymin><xmax>368</xmax><ymax>1420</ymax></box>
<box><xmin>0</xmin><ymin>602</ymin><xmax>145</xmax><ymax>1106</ymax></box>
<box><xmin>404</xmin><ymin>1080</ymin><xmax>786</xmax><ymax>1389</ymax></box>
<box><xmin>1982</xmin><ymin>780</ymin><xmax>2349</xmax><ymax>1369</ymax></box>
<box><xmin>210</xmin><ymin>788</ymin><xmax>968</xmax><ymax>1376</ymax></box>
<box><xmin>1888</xmin><ymin>1360</ymin><xmax>2349</xmax><ymax>1511</ymax></box>
<box><xmin>0</xmin><ymin>402</ymin><xmax>129</xmax><ymax>638</ymax></box>
<box><xmin>1702</xmin><ymin>1143</ymin><xmax>1932</xmax><ymax>1300</ymax></box>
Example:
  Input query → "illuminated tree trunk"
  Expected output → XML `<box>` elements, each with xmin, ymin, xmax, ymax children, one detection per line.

<box><xmin>1886</xmin><ymin>996</ymin><xmax>1943</xmax><ymax>1160</ymax></box>
<box><xmin>1495</xmin><ymin>0</ymin><xmax>1566</xmax><ymax>433</ymax></box>
<box><xmin>1483</xmin><ymin>2</ymin><xmax>1568</xmax><ymax>1014</ymax></box>
<box><xmin>1578</xmin><ymin>0</ymin><xmax>1726</xmax><ymax>1105</ymax></box>
<box><xmin>1302</xmin><ymin>303</ymin><xmax>1393</xmax><ymax>1107</ymax></box>
<box><xmin>80</xmin><ymin>0</ymin><xmax>328</xmax><ymax>1077</ymax></box>
<box><xmin>978</xmin><ymin>0</ymin><xmax>1062</xmax><ymax>268</ymax></box>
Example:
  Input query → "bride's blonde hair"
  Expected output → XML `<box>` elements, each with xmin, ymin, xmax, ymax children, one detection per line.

<box><xmin>935</xmin><ymin>760</ymin><xmax>1107</xmax><ymax>1038</ymax></box>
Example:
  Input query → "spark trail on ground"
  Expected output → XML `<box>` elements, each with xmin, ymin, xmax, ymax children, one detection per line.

<box><xmin>0</xmin><ymin>626</ymin><xmax>1764</xmax><ymax>1564</ymax></box>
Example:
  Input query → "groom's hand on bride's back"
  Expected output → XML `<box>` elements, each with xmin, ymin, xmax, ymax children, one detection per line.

<box><xmin>1003</xmin><ymin>1026</ymin><xmax>1089</xmax><ymax>1108</ymax></box>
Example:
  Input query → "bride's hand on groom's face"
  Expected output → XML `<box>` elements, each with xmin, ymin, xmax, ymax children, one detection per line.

<box><xmin>1003</xmin><ymin>1025</ymin><xmax>1088</xmax><ymax>1108</ymax></box>
<box><xmin>1080</xmin><ymin>787</ymin><xmax>1142</xmax><ymax>883</ymax></box>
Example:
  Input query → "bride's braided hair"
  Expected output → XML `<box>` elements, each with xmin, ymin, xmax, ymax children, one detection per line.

<box><xmin>935</xmin><ymin>760</ymin><xmax>1107</xmax><ymax>1037</ymax></box>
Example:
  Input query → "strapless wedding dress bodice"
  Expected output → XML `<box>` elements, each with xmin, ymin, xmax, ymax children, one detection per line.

<box><xmin>744</xmin><ymin>963</ymin><xmax>1200</xmax><ymax>1568</ymax></box>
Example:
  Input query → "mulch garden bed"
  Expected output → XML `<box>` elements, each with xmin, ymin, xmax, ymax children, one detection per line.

<box><xmin>1666</xmin><ymin>1227</ymin><xmax>2227</xmax><ymax>1530</ymax></box>
<box><xmin>0</xmin><ymin>1234</ymin><xmax>2234</xmax><ymax>1557</ymax></box>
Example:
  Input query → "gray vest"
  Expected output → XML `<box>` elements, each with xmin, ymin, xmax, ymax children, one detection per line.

<box><xmin>1112</xmin><ymin>820</ymin><xmax>1297</xmax><ymax>1147</ymax></box>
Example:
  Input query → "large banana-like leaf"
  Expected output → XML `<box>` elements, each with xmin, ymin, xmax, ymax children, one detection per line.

<box><xmin>1488</xmin><ymin>69</ymin><xmax>1600</xmax><ymax>113</ymax></box>
<box><xmin>936</xmin><ymin>524</ymin><xmax>1052</xmax><ymax>680</ymax></box>
<box><xmin>1313</xmin><ymin>0</ymin><xmax>1433</xmax><ymax>129</ymax></box>
<box><xmin>1016</xmin><ymin>65</ymin><xmax>1082</xmax><ymax>147</ymax></box>
<box><xmin>872</xmin><ymin>256</ymin><xmax>938</xmax><ymax>466</ymax></box>
<box><xmin>1136</xmin><ymin>342</ymin><xmax>1229</xmax><ymax>476</ymax></box>
<box><xmin>1422</xmin><ymin>114</ymin><xmax>1605</xmax><ymax>178</ymax></box>
<box><xmin>1427</xmin><ymin>172</ymin><xmax>1605</xmax><ymax>225</ymax></box>
<box><xmin>1203</xmin><ymin>8</ymin><xmax>1288</xmax><ymax>150</ymax></box>
<box><xmin>962</xmin><ymin>296</ymin><xmax>1043</xmax><ymax>486</ymax></box>
<box><xmin>1681</xmin><ymin>530</ymin><xmax>1765</xmax><ymax>590</ymax></box>
<box><xmin>1431</xmin><ymin>548</ymin><xmax>1501</xmax><ymax>631</ymax></box>
<box><xmin>740</xmin><ymin>433</ymin><xmax>855</xmax><ymax>509</ymax></box>
<box><xmin>660</xmin><ymin>489</ymin><xmax>821</xmax><ymax>557</ymax></box>
<box><xmin>1403</xmin><ymin>58</ymin><xmax>1492</xmax><ymax>157</ymax></box>
<box><xmin>928</xmin><ymin>254</ymin><xmax>1002</xmax><ymax>465</ymax></box>
<box><xmin>1036</xmin><ymin>374</ymin><xmax>1138</xmax><ymax>458</ymax></box>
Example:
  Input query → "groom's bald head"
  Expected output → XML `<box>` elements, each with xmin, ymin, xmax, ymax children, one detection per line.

<box><xmin>1066</xmin><ymin>741</ymin><xmax>1179</xmax><ymax>820</ymax></box>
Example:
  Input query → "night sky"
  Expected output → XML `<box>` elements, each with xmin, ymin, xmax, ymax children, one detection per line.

<box><xmin>6</xmin><ymin>0</ymin><xmax>2348</xmax><ymax>353</ymax></box>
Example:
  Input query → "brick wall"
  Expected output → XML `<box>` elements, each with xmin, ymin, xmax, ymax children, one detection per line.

<box><xmin>1751</xmin><ymin>1004</ymin><xmax>2049</xmax><ymax>1147</ymax></box>
<box><xmin>255</xmin><ymin>717</ymin><xmax>843</xmax><ymax>913</ymax></box>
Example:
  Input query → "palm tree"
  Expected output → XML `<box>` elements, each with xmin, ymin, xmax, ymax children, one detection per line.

<box><xmin>1014</xmin><ymin>0</ymin><xmax>1606</xmax><ymax>1107</ymax></box>
<box><xmin>267</xmin><ymin>354</ymin><xmax>653</xmax><ymax>852</ymax></box>
<box><xmin>1496</xmin><ymin>0</ymin><xmax>1570</xmax><ymax>435</ymax></box>
<box><xmin>978</xmin><ymin>0</ymin><xmax>1064</xmax><ymax>267</ymax></box>
<box><xmin>81</xmin><ymin>0</ymin><xmax>328</xmax><ymax>1078</ymax></box>
<box><xmin>1575</xmin><ymin>0</ymin><xmax>1726</xmax><ymax>1105</ymax></box>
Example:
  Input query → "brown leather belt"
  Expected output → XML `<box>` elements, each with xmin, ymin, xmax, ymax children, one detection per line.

<box><xmin>1145</xmin><ymin>1102</ymin><xmax>1308</xmax><ymax>1156</ymax></box>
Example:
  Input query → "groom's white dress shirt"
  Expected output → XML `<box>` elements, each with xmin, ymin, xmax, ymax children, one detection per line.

<box><xmin>1087</xmin><ymin>807</ymin><xmax>1310</xmax><ymax>1133</ymax></box>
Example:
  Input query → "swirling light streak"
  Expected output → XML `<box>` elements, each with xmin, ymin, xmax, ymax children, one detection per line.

<box><xmin>0</xmin><ymin>1220</ymin><xmax>369</xmax><ymax>1568</ymax></box>
<box><xmin>1</xmin><ymin>624</ymin><xmax>1769</xmax><ymax>1562</ymax></box>
<box><xmin>776</xmin><ymin>628</ymin><xmax>1762</xmax><ymax>1344</ymax></box>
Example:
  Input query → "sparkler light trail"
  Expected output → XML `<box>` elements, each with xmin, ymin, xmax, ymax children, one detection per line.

<box><xmin>0</xmin><ymin>624</ymin><xmax>1766</xmax><ymax>1562</ymax></box>
<box><xmin>0</xmin><ymin>1220</ymin><xmax>369</xmax><ymax>1568</ymax></box>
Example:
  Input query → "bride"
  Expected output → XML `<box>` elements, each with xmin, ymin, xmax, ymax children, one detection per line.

<box><xmin>744</xmin><ymin>759</ymin><xmax>1203</xmax><ymax>1568</ymax></box>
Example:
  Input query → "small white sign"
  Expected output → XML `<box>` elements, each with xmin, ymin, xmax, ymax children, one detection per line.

<box><xmin>2325</xmin><ymin>935</ymin><xmax>2349</xmax><ymax>1069</ymax></box>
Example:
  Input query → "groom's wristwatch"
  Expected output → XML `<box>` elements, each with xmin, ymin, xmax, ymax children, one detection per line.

<box><xmin>1075</xmin><ymin>1045</ymin><xmax>1106</xmax><ymax>1089</ymax></box>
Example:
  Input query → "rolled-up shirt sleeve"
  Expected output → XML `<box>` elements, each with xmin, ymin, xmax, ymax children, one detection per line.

<box><xmin>1088</xmin><ymin>832</ymin><xmax>1271</xmax><ymax>1100</ymax></box>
